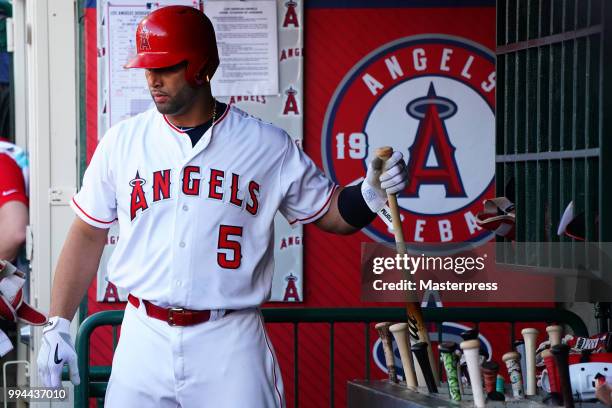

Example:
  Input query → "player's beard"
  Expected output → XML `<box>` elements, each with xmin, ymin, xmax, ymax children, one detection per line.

<box><xmin>151</xmin><ymin>83</ymin><xmax>198</xmax><ymax>115</ymax></box>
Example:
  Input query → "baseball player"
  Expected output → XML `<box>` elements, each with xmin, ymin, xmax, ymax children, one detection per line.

<box><xmin>36</xmin><ymin>6</ymin><xmax>408</xmax><ymax>407</ymax></box>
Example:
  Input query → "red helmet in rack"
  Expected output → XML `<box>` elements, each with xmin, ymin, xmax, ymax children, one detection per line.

<box><xmin>124</xmin><ymin>5</ymin><xmax>219</xmax><ymax>86</ymax></box>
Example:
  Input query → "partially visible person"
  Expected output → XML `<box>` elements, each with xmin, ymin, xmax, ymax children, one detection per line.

<box><xmin>0</xmin><ymin>138</ymin><xmax>28</xmax><ymax>262</ymax></box>
<box><xmin>595</xmin><ymin>377</ymin><xmax>612</xmax><ymax>407</ymax></box>
<box><xmin>0</xmin><ymin>138</ymin><xmax>31</xmax><ymax>385</ymax></box>
<box><xmin>0</xmin><ymin>0</ymin><xmax>13</xmax><ymax>140</ymax></box>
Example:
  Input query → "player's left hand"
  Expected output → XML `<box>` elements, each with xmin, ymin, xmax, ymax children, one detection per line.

<box><xmin>361</xmin><ymin>151</ymin><xmax>408</xmax><ymax>213</ymax></box>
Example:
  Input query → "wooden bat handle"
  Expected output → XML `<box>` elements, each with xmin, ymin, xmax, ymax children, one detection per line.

<box><xmin>389</xmin><ymin>323</ymin><xmax>418</xmax><ymax>388</ymax></box>
<box><xmin>521</xmin><ymin>328</ymin><xmax>539</xmax><ymax>396</ymax></box>
<box><xmin>375</xmin><ymin>146</ymin><xmax>438</xmax><ymax>384</ymax></box>
<box><xmin>551</xmin><ymin>343</ymin><xmax>574</xmax><ymax>408</ymax></box>
<box><xmin>461</xmin><ymin>339</ymin><xmax>485</xmax><ymax>408</ymax></box>
<box><xmin>546</xmin><ymin>325</ymin><xmax>563</xmax><ymax>346</ymax></box>
<box><xmin>376</xmin><ymin>147</ymin><xmax>405</xmax><ymax>249</ymax></box>
<box><xmin>375</xmin><ymin>322</ymin><xmax>398</xmax><ymax>383</ymax></box>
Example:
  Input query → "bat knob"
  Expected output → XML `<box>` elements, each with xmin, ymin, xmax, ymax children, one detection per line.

<box><xmin>513</xmin><ymin>339</ymin><xmax>524</xmax><ymax>350</ymax></box>
<box><xmin>375</xmin><ymin>146</ymin><xmax>393</xmax><ymax>160</ymax></box>
<box><xmin>460</xmin><ymin>328</ymin><xmax>479</xmax><ymax>341</ymax></box>
<box><xmin>546</xmin><ymin>325</ymin><xmax>563</xmax><ymax>346</ymax></box>
<box><xmin>521</xmin><ymin>327</ymin><xmax>539</xmax><ymax>337</ymax></box>
<box><xmin>438</xmin><ymin>341</ymin><xmax>458</xmax><ymax>354</ymax></box>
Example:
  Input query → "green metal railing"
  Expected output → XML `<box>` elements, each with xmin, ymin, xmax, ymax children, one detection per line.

<box><xmin>69</xmin><ymin>307</ymin><xmax>587</xmax><ymax>408</ymax></box>
<box><xmin>496</xmin><ymin>0</ymin><xmax>612</xmax><ymax>252</ymax></box>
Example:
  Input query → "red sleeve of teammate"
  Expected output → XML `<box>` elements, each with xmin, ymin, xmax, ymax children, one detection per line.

<box><xmin>0</xmin><ymin>154</ymin><xmax>28</xmax><ymax>208</ymax></box>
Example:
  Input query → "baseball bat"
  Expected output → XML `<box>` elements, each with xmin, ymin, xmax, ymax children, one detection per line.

<box><xmin>541</xmin><ymin>348</ymin><xmax>563</xmax><ymax>406</ymax></box>
<box><xmin>375</xmin><ymin>322</ymin><xmax>398</xmax><ymax>383</ymax></box>
<box><xmin>389</xmin><ymin>323</ymin><xmax>418</xmax><ymax>388</ymax></box>
<box><xmin>439</xmin><ymin>341</ymin><xmax>461</xmax><ymax>401</ymax></box>
<box><xmin>411</xmin><ymin>341</ymin><xmax>438</xmax><ymax>393</ymax></box>
<box><xmin>521</xmin><ymin>328</ymin><xmax>539</xmax><ymax>396</ymax></box>
<box><xmin>502</xmin><ymin>351</ymin><xmax>524</xmax><ymax>399</ymax></box>
<box><xmin>481</xmin><ymin>361</ymin><xmax>505</xmax><ymax>401</ymax></box>
<box><xmin>459</xmin><ymin>328</ymin><xmax>481</xmax><ymax>386</ymax></box>
<box><xmin>546</xmin><ymin>325</ymin><xmax>563</xmax><ymax>347</ymax></box>
<box><xmin>551</xmin><ymin>343</ymin><xmax>574</xmax><ymax>408</ymax></box>
<box><xmin>460</xmin><ymin>339</ymin><xmax>485</xmax><ymax>408</ymax></box>
<box><xmin>514</xmin><ymin>339</ymin><xmax>528</xmax><ymax>388</ymax></box>
<box><xmin>376</xmin><ymin>146</ymin><xmax>438</xmax><ymax>384</ymax></box>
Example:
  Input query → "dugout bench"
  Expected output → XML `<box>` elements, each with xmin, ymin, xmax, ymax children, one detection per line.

<box><xmin>66</xmin><ymin>307</ymin><xmax>588</xmax><ymax>408</ymax></box>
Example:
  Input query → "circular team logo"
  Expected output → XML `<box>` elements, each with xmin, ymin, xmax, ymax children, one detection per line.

<box><xmin>322</xmin><ymin>35</ymin><xmax>496</xmax><ymax>244</ymax></box>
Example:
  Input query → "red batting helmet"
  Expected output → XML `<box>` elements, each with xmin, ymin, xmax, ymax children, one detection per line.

<box><xmin>124</xmin><ymin>5</ymin><xmax>219</xmax><ymax>86</ymax></box>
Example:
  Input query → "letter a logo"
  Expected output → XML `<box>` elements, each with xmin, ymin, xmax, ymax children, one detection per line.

<box><xmin>103</xmin><ymin>281</ymin><xmax>120</xmax><ymax>302</ymax></box>
<box><xmin>283</xmin><ymin>0</ymin><xmax>299</xmax><ymax>28</ymax></box>
<box><xmin>129</xmin><ymin>171</ymin><xmax>148</xmax><ymax>221</ymax></box>
<box><xmin>283</xmin><ymin>273</ymin><xmax>301</xmax><ymax>302</ymax></box>
<box><xmin>405</xmin><ymin>83</ymin><xmax>466</xmax><ymax>198</ymax></box>
<box><xmin>283</xmin><ymin>86</ymin><xmax>300</xmax><ymax>115</ymax></box>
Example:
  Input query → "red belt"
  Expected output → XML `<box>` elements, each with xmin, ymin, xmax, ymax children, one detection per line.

<box><xmin>128</xmin><ymin>294</ymin><xmax>234</xmax><ymax>326</ymax></box>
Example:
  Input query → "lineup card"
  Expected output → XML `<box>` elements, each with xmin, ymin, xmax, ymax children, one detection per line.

<box><xmin>206</xmin><ymin>0</ymin><xmax>279</xmax><ymax>96</ymax></box>
<box><xmin>106</xmin><ymin>4</ymin><xmax>151</xmax><ymax>125</ymax></box>
<box><xmin>103</xmin><ymin>1</ymin><xmax>196</xmax><ymax>128</ymax></box>
<box><xmin>96</xmin><ymin>0</ymin><xmax>304</xmax><ymax>303</ymax></box>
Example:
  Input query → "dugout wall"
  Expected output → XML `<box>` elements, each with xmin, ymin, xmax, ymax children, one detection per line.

<box><xmin>496</xmin><ymin>0</ymin><xmax>612</xmax><ymax>332</ymax></box>
<box><xmin>496</xmin><ymin>0</ymin><xmax>612</xmax><ymax>244</ymax></box>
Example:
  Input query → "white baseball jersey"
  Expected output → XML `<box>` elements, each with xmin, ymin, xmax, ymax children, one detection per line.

<box><xmin>71</xmin><ymin>104</ymin><xmax>336</xmax><ymax>309</ymax></box>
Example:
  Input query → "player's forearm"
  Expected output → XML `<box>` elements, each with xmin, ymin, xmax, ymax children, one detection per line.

<box><xmin>49</xmin><ymin>218</ymin><xmax>108</xmax><ymax>320</ymax></box>
<box><xmin>314</xmin><ymin>188</ymin><xmax>359</xmax><ymax>234</ymax></box>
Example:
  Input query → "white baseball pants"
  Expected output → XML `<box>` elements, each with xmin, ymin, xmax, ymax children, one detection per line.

<box><xmin>104</xmin><ymin>301</ymin><xmax>285</xmax><ymax>407</ymax></box>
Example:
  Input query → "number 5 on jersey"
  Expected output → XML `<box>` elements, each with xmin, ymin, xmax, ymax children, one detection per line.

<box><xmin>217</xmin><ymin>225</ymin><xmax>243</xmax><ymax>269</ymax></box>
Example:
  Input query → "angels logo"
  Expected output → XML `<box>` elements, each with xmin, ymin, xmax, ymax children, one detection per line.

<box><xmin>129</xmin><ymin>171</ymin><xmax>148</xmax><ymax>221</ymax></box>
<box><xmin>283</xmin><ymin>273</ymin><xmax>301</xmax><ymax>302</ymax></box>
<box><xmin>283</xmin><ymin>86</ymin><xmax>300</xmax><ymax>115</ymax></box>
<box><xmin>139</xmin><ymin>25</ymin><xmax>151</xmax><ymax>51</ymax></box>
<box><xmin>322</xmin><ymin>35</ymin><xmax>496</xmax><ymax>244</ymax></box>
<box><xmin>282</xmin><ymin>0</ymin><xmax>299</xmax><ymax>28</ymax></box>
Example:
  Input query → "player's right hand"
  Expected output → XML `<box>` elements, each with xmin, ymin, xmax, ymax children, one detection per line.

<box><xmin>37</xmin><ymin>316</ymin><xmax>80</xmax><ymax>388</ymax></box>
<box><xmin>361</xmin><ymin>151</ymin><xmax>408</xmax><ymax>213</ymax></box>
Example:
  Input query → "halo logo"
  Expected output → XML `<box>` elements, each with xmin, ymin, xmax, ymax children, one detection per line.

<box><xmin>322</xmin><ymin>35</ymin><xmax>495</xmax><ymax>243</ymax></box>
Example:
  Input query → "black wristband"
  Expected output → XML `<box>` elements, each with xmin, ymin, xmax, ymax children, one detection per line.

<box><xmin>338</xmin><ymin>182</ymin><xmax>377</xmax><ymax>229</ymax></box>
